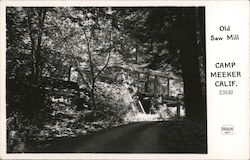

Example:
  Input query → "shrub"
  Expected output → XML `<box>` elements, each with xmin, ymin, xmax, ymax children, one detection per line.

<box><xmin>93</xmin><ymin>82</ymin><xmax>135</xmax><ymax>125</ymax></box>
<box><xmin>6</xmin><ymin>111</ymin><xmax>36</xmax><ymax>152</ymax></box>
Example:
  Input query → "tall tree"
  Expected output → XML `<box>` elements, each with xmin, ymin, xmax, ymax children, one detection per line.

<box><xmin>25</xmin><ymin>7</ymin><xmax>47</xmax><ymax>116</ymax></box>
<box><xmin>6</xmin><ymin>7</ymin><xmax>52</xmax><ymax>117</ymax></box>
<box><xmin>176</xmin><ymin>8</ymin><xmax>206</xmax><ymax>121</ymax></box>
<box><xmin>113</xmin><ymin>7</ymin><xmax>206</xmax><ymax>121</ymax></box>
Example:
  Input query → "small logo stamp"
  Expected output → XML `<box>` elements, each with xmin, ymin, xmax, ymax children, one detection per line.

<box><xmin>221</xmin><ymin>125</ymin><xmax>234</xmax><ymax>135</ymax></box>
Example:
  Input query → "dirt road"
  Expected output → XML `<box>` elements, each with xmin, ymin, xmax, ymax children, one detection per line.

<box><xmin>35</xmin><ymin>121</ymin><xmax>206</xmax><ymax>153</ymax></box>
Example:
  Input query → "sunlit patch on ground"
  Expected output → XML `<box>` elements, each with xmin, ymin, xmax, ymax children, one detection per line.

<box><xmin>125</xmin><ymin>113</ymin><xmax>160</xmax><ymax>122</ymax></box>
<box><xmin>125</xmin><ymin>105</ymin><xmax>185</xmax><ymax>122</ymax></box>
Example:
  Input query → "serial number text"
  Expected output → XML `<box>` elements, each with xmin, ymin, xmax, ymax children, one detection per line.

<box><xmin>219</xmin><ymin>90</ymin><xmax>233</xmax><ymax>95</ymax></box>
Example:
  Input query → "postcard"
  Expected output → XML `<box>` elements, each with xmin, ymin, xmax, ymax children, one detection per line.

<box><xmin>0</xmin><ymin>0</ymin><xmax>249</xmax><ymax>159</ymax></box>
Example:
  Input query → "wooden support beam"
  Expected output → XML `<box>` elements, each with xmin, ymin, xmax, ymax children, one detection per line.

<box><xmin>68</xmin><ymin>66</ymin><xmax>72</xmax><ymax>81</ymax></box>
<box><xmin>177</xmin><ymin>105</ymin><xmax>180</xmax><ymax>118</ymax></box>
<box><xmin>154</xmin><ymin>75</ymin><xmax>158</xmax><ymax>94</ymax></box>
<box><xmin>144</xmin><ymin>73</ymin><xmax>150</xmax><ymax>92</ymax></box>
<box><xmin>111</xmin><ymin>65</ymin><xmax>174</xmax><ymax>79</ymax></box>
<box><xmin>137</xmin><ymin>73</ymin><xmax>140</xmax><ymax>92</ymax></box>
<box><xmin>166</xmin><ymin>79</ymin><xmax>170</xmax><ymax>96</ymax></box>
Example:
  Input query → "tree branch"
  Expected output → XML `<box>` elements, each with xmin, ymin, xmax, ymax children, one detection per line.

<box><xmin>52</xmin><ymin>23</ymin><xmax>92</xmax><ymax>90</ymax></box>
<box><xmin>93</xmin><ymin>50</ymin><xmax>111</xmax><ymax>81</ymax></box>
<box><xmin>93</xmin><ymin>30</ymin><xmax>113</xmax><ymax>81</ymax></box>
<box><xmin>82</xmin><ymin>28</ymin><xmax>94</xmax><ymax>85</ymax></box>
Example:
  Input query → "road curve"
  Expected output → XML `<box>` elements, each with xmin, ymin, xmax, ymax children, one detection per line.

<box><xmin>35</xmin><ymin>121</ymin><xmax>206</xmax><ymax>153</ymax></box>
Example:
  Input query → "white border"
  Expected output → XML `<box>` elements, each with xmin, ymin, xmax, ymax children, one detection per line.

<box><xmin>0</xmin><ymin>1</ymin><xmax>249</xmax><ymax>159</ymax></box>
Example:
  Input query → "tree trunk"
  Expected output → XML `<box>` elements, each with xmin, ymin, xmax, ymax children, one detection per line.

<box><xmin>86</xmin><ymin>32</ymin><xmax>96</xmax><ymax>110</ymax></box>
<box><xmin>25</xmin><ymin>8</ymin><xmax>46</xmax><ymax>118</ymax></box>
<box><xmin>34</xmin><ymin>8</ymin><xmax>46</xmax><ymax>83</ymax></box>
<box><xmin>91</xmin><ymin>81</ymin><xmax>96</xmax><ymax>110</ymax></box>
<box><xmin>178</xmin><ymin>8</ymin><xmax>206</xmax><ymax>121</ymax></box>
<box><xmin>27</xmin><ymin>9</ymin><xmax>36</xmax><ymax>82</ymax></box>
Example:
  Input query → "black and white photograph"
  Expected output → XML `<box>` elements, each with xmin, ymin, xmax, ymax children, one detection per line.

<box><xmin>6</xmin><ymin>6</ymin><xmax>207</xmax><ymax>153</ymax></box>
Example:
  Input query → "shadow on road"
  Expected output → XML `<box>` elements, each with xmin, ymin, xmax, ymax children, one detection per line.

<box><xmin>29</xmin><ymin>120</ymin><xmax>207</xmax><ymax>153</ymax></box>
